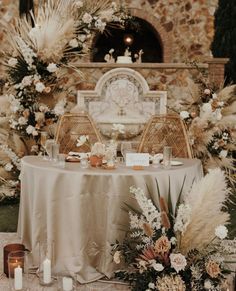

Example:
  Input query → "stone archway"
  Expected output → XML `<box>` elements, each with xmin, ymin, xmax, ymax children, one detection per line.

<box><xmin>129</xmin><ymin>8</ymin><xmax>173</xmax><ymax>63</ymax></box>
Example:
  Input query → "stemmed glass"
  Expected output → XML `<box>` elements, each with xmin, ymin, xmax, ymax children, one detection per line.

<box><xmin>40</xmin><ymin>132</ymin><xmax>48</xmax><ymax>160</ymax></box>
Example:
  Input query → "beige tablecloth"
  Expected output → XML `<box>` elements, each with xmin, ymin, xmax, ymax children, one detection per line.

<box><xmin>18</xmin><ymin>156</ymin><xmax>203</xmax><ymax>283</ymax></box>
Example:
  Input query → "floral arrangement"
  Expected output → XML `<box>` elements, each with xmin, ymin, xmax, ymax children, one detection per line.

<box><xmin>0</xmin><ymin>0</ymin><xmax>128</xmax><ymax>201</ymax></box>
<box><xmin>3</xmin><ymin>0</ymin><xmax>126</xmax><ymax>139</ymax></box>
<box><xmin>112</xmin><ymin>169</ymin><xmax>236</xmax><ymax>291</ymax></box>
<box><xmin>172</xmin><ymin>73</ymin><xmax>236</xmax><ymax>181</ymax></box>
<box><xmin>0</xmin><ymin>143</ymin><xmax>22</xmax><ymax>202</ymax></box>
<box><xmin>90</xmin><ymin>142</ymin><xmax>106</xmax><ymax>157</ymax></box>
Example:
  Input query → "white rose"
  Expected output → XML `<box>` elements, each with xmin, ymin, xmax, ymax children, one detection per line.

<box><xmin>69</xmin><ymin>38</ymin><xmax>79</xmax><ymax>48</ymax></box>
<box><xmin>219</xmin><ymin>150</ymin><xmax>228</xmax><ymax>158</ymax></box>
<box><xmin>8</xmin><ymin>58</ymin><xmax>18</xmax><ymax>67</ymax></box>
<box><xmin>152</xmin><ymin>262</ymin><xmax>164</xmax><ymax>272</ymax></box>
<box><xmin>4</xmin><ymin>163</ymin><xmax>13</xmax><ymax>172</ymax></box>
<box><xmin>21</xmin><ymin>75</ymin><xmax>32</xmax><ymax>87</ymax></box>
<box><xmin>204</xmin><ymin>279</ymin><xmax>213</xmax><ymax>289</ymax></box>
<box><xmin>35</xmin><ymin>82</ymin><xmax>45</xmax><ymax>93</ymax></box>
<box><xmin>32</xmin><ymin>130</ymin><xmax>38</xmax><ymax>136</ymax></box>
<box><xmin>78</xmin><ymin>34</ymin><xmax>87</xmax><ymax>42</ymax></box>
<box><xmin>215</xmin><ymin>225</ymin><xmax>228</xmax><ymax>239</ymax></box>
<box><xmin>202</xmin><ymin>103</ymin><xmax>212</xmax><ymax>113</ymax></box>
<box><xmin>47</xmin><ymin>63</ymin><xmax>58</xmax><ymax>73</ymax></box>
<box><xmin>170</xmin><ymin>253</ymin><xmax>187</xmax><ymax>273</ymax></box>
<box><xmin>18</xmin><ymin>116</ymin><xmax>28</xmax><ymax>125</ymax></box>
<box><xmin>26</xmin><ymin>125</ymin><xmax>35</xmax><ymax>135</ymax></box>
<box><xmin>113</xmin><ymin>251</ymin><xmax>121</xmax><ymax>264</ymax></box>
<box><xmin>95</xmin><ymin>19</ymin><xmax>106</xmax><ymax>32</ymax></box>
<box><xmin>180</xmin><ymin>111</ymin><xmax>190</xmax><ymax>120</ymax></box>
<box><xmin>39</xmin><ymin>105</ymin><xmax>49</xmax><ymax>112</ymax></box>
<box><xmin>10</xmin><ymin>98</ymin><xmax>21</xmax><ymax>113</ymax></box>
<box><xmin>148</xmin><ymin>283</ymin><xmax>155</xmax><ymax>289</ymax></box>
<box><xmin>82</xmin><ymin>12</ymin><xmax>93</xmax><ymax>24</ymax></box>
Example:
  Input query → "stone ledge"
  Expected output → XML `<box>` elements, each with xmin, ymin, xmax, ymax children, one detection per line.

<box><xmin>76</xmin><ymin>62</ymin><xmax>209</xmax><ymax>69</ymax></box>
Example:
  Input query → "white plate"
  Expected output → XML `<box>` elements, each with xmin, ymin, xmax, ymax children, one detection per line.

<box><xmin>171</xmin><ymin>160</ymin><xmax>183</xmax><ymax>166</ymax></box>
<box><xmin>161</xmin><ymin>160</ymin><xmax>183</xmax><ymax>166</ymax></box>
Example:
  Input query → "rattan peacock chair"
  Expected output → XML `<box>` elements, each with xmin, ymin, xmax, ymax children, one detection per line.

<box><xmin>55</xmin><ymin>113</ymin><xmax>102</xmax><ymax>154</ymax></box>
<box><xmin>138</xmin><ymin>114</ymin><xmax>193</xmax><ymax>158</ymax></box>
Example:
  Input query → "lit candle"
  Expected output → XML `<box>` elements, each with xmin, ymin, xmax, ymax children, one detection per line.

<box><xmin>9</xmin><ymin>260</ymin><xmax>23</xmax><ymax>277</ymax></box>
<box><xmin>14</xmin><ymin>266</ymin><xmax>22</xmax><ymax>290</ymax></box>
<box><xmin>43</xmin><ymin>258</ymin><xmax>51</xmax><ymax>284</ymax></box>
<box><xmin>62</xmin><ymin>277</ymin><xmax>73</xmax><ymax>291</ymax></box>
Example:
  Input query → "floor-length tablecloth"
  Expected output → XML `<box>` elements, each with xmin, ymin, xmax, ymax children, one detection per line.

<box><xmin>18</xmin><ymin>156</ymin><xmax>203</xmax><ymax>283</ymax></box>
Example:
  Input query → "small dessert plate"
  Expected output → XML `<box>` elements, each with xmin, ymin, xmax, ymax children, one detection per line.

<box><xmin>171</xmin><ymin>160</ymin><xmax>183</xmax><ymax>166</ymax></box>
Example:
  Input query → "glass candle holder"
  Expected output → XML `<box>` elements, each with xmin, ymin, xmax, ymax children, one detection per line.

<box><xmin>8</xmin><ymin>250</ymin><xmax>28</xmax><ymax>291</ymax></box>
<box><xmin>163</xmin><ymin>146</ymin><xmax>172</xmax><ymax>169</ymax></box>
<box><xmin>4</xmin><ymin>244</ymin><xmax>25</xmax><ymax>277</ymax></box>
<box><xmin>38</xmin><ymin>241</ymin><xmax>54</xmax><ymax>286</ymax></box>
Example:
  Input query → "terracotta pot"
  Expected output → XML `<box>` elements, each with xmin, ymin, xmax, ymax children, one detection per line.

<box><xmin>90</xmin><ymin>155</ymin><xmax>103</xmax><ymax>167</ymax></box>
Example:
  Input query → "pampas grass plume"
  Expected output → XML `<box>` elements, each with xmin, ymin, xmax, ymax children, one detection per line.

<box><xmin>180</xmin><ymin>168</ymin><xmax>230</xmax><ymax>254</ymax></box>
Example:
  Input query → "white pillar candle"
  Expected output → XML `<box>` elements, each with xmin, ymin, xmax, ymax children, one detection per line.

<box><xmin>14</xmin><ymin>266</ymin><xmax>22</xmax><ymax>290</ymax></box>
<box><xmin>62</xmin><ymin>277</ymin><xmax>73</xmax><ymax>291</ymax></box>
<box><xmin>43</xmin><ymin>258</ymin><xmax>51</xmax><ymax>284</ymax></box>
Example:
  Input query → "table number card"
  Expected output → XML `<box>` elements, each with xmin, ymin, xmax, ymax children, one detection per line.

<box><xmin>126</xmin><ymin>153</ymin><xmax>150</xmax><ymax>167</ymax></box>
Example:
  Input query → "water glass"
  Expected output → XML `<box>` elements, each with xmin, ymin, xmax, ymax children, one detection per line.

<box><xmin>120</xmin><ymin>142</ymin><xmax>133</xmax><ymax>162</ymax></box>
<box><xmin>80</xmin><ymin>157</ymin><xmax>89</xmax><ymax>169</ymax></box>
<box><xmin>57</xmin><ymin>154</ymin><xmax>66</xmax><ymax>168</ymax></box>
<box><xmin>52</xmin><ymin>143</ymin><xmax>60</xmax><ymax>162</ymax></box>
<box><xmin>163</xmin><ymin>146</ymin><xmax>172</xmax><ymax>169</ymax></box>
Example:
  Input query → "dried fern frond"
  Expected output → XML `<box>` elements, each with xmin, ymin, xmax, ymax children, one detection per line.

<box><xmin>180</xmin><ymin>168</ymin><xmax>230</xmax><ymax>254</ymax></box>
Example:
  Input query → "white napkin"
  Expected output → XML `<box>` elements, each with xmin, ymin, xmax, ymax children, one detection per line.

<box><xmin>152</xmin><ymin>153</ymin><xmax>163</xmax><ymax>163</ymax></box>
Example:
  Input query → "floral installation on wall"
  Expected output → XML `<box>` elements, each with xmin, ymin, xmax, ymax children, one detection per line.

<box><xmin>112</xmin><ymin>169</ymin><xmax>236</xmax><ymax>291</ymax></box>
<box><xmin>169</xmin><ymin>68</ymin><xmax>236</xmax><ymax>183</ymax></box>
<box><xmin>0</xmin><ymin>0</ymin><xmax>128</xmax><ymax>202</ymax></box>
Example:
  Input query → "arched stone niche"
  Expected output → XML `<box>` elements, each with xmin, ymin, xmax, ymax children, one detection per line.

<box><xmin>129</xmin><ymin>8</ymin><xmax>173</xmax><ymax>63</ymax></box>
<box><xmin>91</xmin><ymin>8</ymin><xmax>173</xmax><ymax>63</ymax></box>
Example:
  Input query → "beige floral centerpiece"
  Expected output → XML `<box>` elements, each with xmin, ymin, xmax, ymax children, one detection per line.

<box><xmin>112</xmin><ymin>169</ymin><xmax>236</xmax><ymax>291</ymax></box>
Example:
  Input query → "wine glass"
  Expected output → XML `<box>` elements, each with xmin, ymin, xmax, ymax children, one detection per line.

<box><xmin>40</xmin><ymin>132</ymin><xmax>48</xmax><ymax>160</ymax></box>
<box><xmin>120</xmin><ymin>142</ymin><xmax>133</xmax><ymax>162</ymax></box>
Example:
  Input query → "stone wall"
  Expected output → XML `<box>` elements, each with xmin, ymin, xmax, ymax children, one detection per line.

<box><xmin>124</xmin><ymin>0</ymin><xmax>218</xmax><ymax>62</ymax></box>
<box><xmin>0</xmin><ymin>0</ymin><xmax>224</xmax><ymax>103</ymax></box>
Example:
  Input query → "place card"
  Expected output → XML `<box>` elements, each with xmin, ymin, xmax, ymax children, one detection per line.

<box><xmin>126</xmin><ymin>153</ymin><xmax>149</xmax><ymax>167</ymax></box>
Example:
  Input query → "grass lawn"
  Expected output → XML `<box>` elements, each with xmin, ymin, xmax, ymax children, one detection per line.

<box><xmin>0</xmin><ymin>203</ymin><xmax>19</xmax><ymax>232</ymax></box>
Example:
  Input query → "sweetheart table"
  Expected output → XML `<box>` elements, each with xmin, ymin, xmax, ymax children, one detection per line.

<box><xmin>17</xmin><ymin>156</ymin><xmax>203</xmax><ymax>283</ymax></box>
